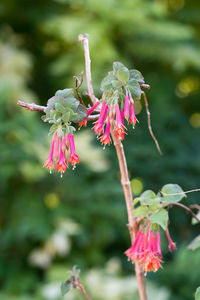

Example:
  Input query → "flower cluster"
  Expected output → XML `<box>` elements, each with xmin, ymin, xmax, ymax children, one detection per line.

<box><xmin>125</xmin><ymin>227</ymin><xmax>162</xmax><ymax>274</ymax></box>
<box><xmin>44</xmin><ymin>132</ymin><xmax>79</xmax><ymax>176</ymax></box>
<box><xmin>79</xmin><ymin>93</ymin><xmax>137</xmax><ymax>147</ymax></box>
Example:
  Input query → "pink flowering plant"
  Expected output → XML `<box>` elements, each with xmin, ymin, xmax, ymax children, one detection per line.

<box><xmin>17</xmin><ymin>34</ymin><xmax>200</xmax><ymax>300</ymax></box>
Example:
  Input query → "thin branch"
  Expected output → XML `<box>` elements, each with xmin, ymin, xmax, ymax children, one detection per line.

<box><xmin>190</xmin><ymin>204</ymin><xmax>200</xmax><ymax>210</ymax></box>
<box><xmin>169</xmin><ymin>202</ymin><xmax>200</xmax><ymax>224</ymax></box>
<box><xmin>78</xmin><ymin>283</ymin><xmax>92</xmax><ymax>300</ymax></box>
<box><xmin>142</xmin><ymin>91</ymin><xmax>162</xmax><ymax>155</ymax></box>
<box><xmin>162</xmin><ymin>188</ymin><xmax>200</xmax><ymax>197</ymax></box>
<box><xmin>141</xmin><ymin>84</ymin><xmax>151</xmax><ymax>90</ymax></box>
<box><xmin>78</xmin><ymin>34</ymin><xmax>97</xmax><ymax>105</ymax></box>
<box><xmin>73</xmin><ymin>72</ymin><xmax>85</xmax><ymax>105</ymax></box>
<box><xmin>17</xmin><ymin>100</ymin><xmax>46</xmax><ymax>111</ymax></box>
<box><xmin>79</xmin><ymin>33</ymin><xmax>147</xmax><ymax>300</ymax></box>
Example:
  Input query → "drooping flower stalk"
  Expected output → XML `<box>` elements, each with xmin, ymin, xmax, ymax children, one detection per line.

<box><xmin>93</xmin><ymin>101</ymin><xmax>108</xmax><ymax>135</ymax></box>
<box><xmin>68</xmin><ymin>133</ymin><xmax>79</xmax><ymax>169</ymax></box>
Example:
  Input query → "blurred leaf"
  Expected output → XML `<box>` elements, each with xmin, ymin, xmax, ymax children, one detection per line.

<box><xmin>188</xmin><ymin>236</ymin><xmax>200</xmax><ymax>251</ymax></box>
<box><xmin>132</xmin><ymin>206</ymin><xmax>149</xmax><ymax>218</ymax></box>
<box><xmin>161</xmin><ymin>184</ymin><xmax>186</xmax><ymax>204</ymax></box>
<box><xmin>195</xmin><ymin>287</ymin><xmax>200</xmax><ymax>300</ymax></box>
<box><xmin>149</xmin><ymin>209</ymin><xmax>169</xmax><ymax>230</ymax></box>
<box><xmin>60</xmin><ymin>280</ymin><xmax>73</xmax><ymax>296</ymax></box>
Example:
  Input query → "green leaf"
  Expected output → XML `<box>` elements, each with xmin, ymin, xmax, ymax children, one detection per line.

<box><xmin>111</xmin><ymin>80</ymin><xmax>122</xmax><ymax>89</ymax></box>
<box><xmin>55</xmin><ymin>103</ymin><xmax>66</xmax><ymax>113</ymax></box>
<box><xmin>62</xmin><ymin>112</ymin><xmax>71</xmax><ymax>123</ymax></box>
<box><xmin>64</xmin><ymin>97</ymin><xmax>79</xmax><ymax>110</ymax></box>
<box><xmin>129</xmin><ymin>69</ymin><xmax>144</xmax><ymax>84</ymax></box>
<box><xmin>71</xmin><ymin>104</ymin><xmax>87</xmax><ymax>123</ymax></box>
<box><xmin>195</xmin><ymin>287</ymin><xmax>200</xmax><ymax>300</ymax></box>
<box><xmin>192</xmin><ymin>211</ymin><xmax>200</xmax><ymax>225</ymax></box>
<box><xmin>117</xmin><ymin>67</ymin><xmax>130</xmax><ymax>84</ymax></box>
<box><xmin>188</xmin><ymin>235</ymin><xmax>200</xmax><ymax>250</ymax></box>
<box><xmin>127</xmin><ymin>79</ymin><xmax>142</xmax><ymax>100</ymax></box>
<box><xmin>137</xmin><ymin>190</ymin><xmax>156</xmax><ymax>203</ymax></box>
<box><xmin>132</xmin><ymin>206</ymin><xmax>149</xmax><ymax>218</ymax></box>
<box><xmin>100</xmin><ymin>76</ymin><xmax>113</xmax><ymax>92</ymax></box>
<box><xmin>113</xmin><ymin>62</ymin><xmax>125</xmax><ymax>74</ymax></box>
<box><xmin>56</xmin><ymin>88</ymin><xmax>74</xmax><ymax>98</ymax></box>
<box><xmin>149</xmin><ymin>208</ymin><xmax>169</xmax><ymax>230</ymax></box>
<box><xmin>61</xmin><ymin>280</ymin><xmax>73</xmax><ymax>296</ymax></box>
<box><xmin>161</xmin><ymin>184</ymin><xmax>186</xmax><ymax>203</ymax></box>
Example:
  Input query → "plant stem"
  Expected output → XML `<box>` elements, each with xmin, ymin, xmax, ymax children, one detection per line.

<box><xmin>111</xmin><ymin>131</ymin><xmax>147</xmax><ymax>300</ymax></box>
<box><xmin>80</xmin><ymin>33</ymin><xmax>147</xmax><ymax>300</ymax></box>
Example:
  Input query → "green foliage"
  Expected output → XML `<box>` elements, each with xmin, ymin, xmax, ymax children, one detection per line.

<box><xmin>188</xmin><ymin>236</ymin><xmax>200</xmax><ymax>251</ymax></box>
<box><xmin>161</xmin><ymin>184</ymin><xmax>186</xmax><ymax>204</ymax></box>
<box><xmin>195</xmin><ymin>287</ymin><xmax>200</xmax><ymax>300</ymax></box>
<box><xmin>100</xmin><ymin>62</ymin><xmax>143</xmax><ymax>105</ymax></box>
<box><xmin>42</xmin><ymin>88</ymin><xmax>87</xmax><ymax>135</ymax></box>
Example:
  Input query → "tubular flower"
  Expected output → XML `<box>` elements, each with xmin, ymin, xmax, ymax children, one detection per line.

<box><xmin>79</xmin><ymin>101</ymin><xmax>100</xmax><ymax>129</ymax></box>
<box><xmin>55</xmin><ymin>137</ymin><xmax>67</xmax><ymax>176</ymax></box>
<box><xmin>124</xmin><ymin>94</ymin><xmax>130</xmax><ymax>121</ymax></box>
<box><xmin>129</xmin><ymin>102</ymin><xmax>137</xmax><ymax>125</ymax></box>
<box><xmin>125</xmin><ymin>227</ymin><xmax>162</xmax><ymax>274</ymax></box>
<box><xmin>100</xmin><ymin>117</ymin><xmax>111</xmax><ymax>147</ymax></box>
<box><xmin>91</xmin><ymin>92</ymin><xmax>138</xmax><ymax>146</ymax></box>
<box><xmin>115</xmin><ymin>104</ymin><xmax>125</xmax><ymax>140</ymax></box>
<box><xmin>93</xmin><ymin>101</ymin><xmax>108</xmax><ymax>135</ymax></box>
<box><xmin>54</xmin><ymin>132</ymin><xmax>60</xmax><ymax>161</ymax></box>
<box><xmin>68</xmin><ymin>133</ymin><xmax>79</xmax><ymax>169</ymax></box>
<box><xmin>44</xmin><ymin>138</ymin><xmax>55</xmax><ymax>173</ymax></box>
<box><xmin>166</xmin><ymin>228</ymin><xmax>176</xmax><ymax>252</ymax></box>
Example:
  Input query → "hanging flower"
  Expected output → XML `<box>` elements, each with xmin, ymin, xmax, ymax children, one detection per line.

<box><xmin>68</xmin><ymin>133</ymin><xmax>79</xmax><ymax>169</ymax></box>
<box><xmin>79</xmin><ymin>101</ymin><xmax>100</xmax><ymax>129</ymax></box>
<box><xmin>114</xmin><ymin>103</ymin><xmax>125</xmax><ymax>140</ymax></box>
<box><xmin>55</xmin><ymin>136</ymin><xmax>67</xmax><ymax>176</ymax></box>
<box><xmin>44</xmin><ymin>138</ymin><xmax>55</xmax><ymax>173</ymax></box>
<box><xmin>125</xmin><ymin>226</ymin><xmax>162</xmax><ymax>274</ymax></box>
<box><xmin>100</xmin><ymin>116</ymin><xmax>111</xmax><ymax>147</ymax></box>
<box><xmin>166</xmin><ymin>228</ymin><xmax>176</xmax><ymax>252</ymax></box>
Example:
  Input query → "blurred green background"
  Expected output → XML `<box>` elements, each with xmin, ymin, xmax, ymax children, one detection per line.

<box><xmin>0</xmin><ymin>0</ymin><xmax>200</xmax><ymax>299</ymax></box>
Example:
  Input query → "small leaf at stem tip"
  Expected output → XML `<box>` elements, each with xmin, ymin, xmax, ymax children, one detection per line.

<box><xmin>132</xmin><ymin>206</ymin><xmax>149</xmax><ymax>218</ymax></box>
<box><xmin>116</xmin><ymin>67</ymin><xmax>130</xmax><ymax>84</ymax></box>
<box><xmin>188</xmin><ymin>235</ymin><xmax>200</xmax><ymax>251</ymax></box>
<box><xmin>149</xmin><ymin>208</ymin><xmax>169</xmax><ymax>230</ymax></box>
<box><xmin>195</xmin><ymin>287</ymin><xmax>200</xmax><ymax>300</ymax></box>
<box><xmin>161</xmin><ymin>184</ymin><xmax>186</xmax><ymax>204</ymax></box>
<box><xmin>61</xmin><ymin>280</ymin><xmax>73</xmax><ymax>296</ymax></box>
<box><xmin>192</xmin><ymin>211</ymin><xmax>200</xmax><ymax>225</ymax></box>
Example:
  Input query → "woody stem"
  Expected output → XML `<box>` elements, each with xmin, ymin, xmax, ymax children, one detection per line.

<box><xmin>80</xmin><ymin>33</ymin><xmax>147</xmax><ymax>300</ymax></box>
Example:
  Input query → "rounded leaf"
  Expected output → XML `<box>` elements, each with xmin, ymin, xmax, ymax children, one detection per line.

<box><xmin>161</xmin><ymin>184</ymin><xmax>186</xmax><ymax>203</ymax></box>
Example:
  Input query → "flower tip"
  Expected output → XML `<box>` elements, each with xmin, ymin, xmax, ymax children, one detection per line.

<box><xmin>168</xmin><ymin>242</ymin><xmax>176</xmax><ymax>252</ymax></box>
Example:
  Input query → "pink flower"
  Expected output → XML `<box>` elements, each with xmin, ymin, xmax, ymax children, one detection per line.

<box><xmin>114</xmin><ymin>103</ymin><xmax>125</xmax><ymax>140</ymax></box>
<box><xmin>68</xmin><ymin>134</ymin><xmax>79</xmax><ymax>168</ymax></box>
<box><xmin>44</xmin><ymin>138</ymin><xmax>55</xmax><ymax>172</ymax></box>
<box><xmin>79</xmin><ymin>101</ymin><xmax>100</xmax><ymax>129</ymax></box>
<box><xmin>100</xmin><ymin>117</ymin><xmax>111</xmax><ymax>147</ymax></box>
<box><xmin>129</xmin><ymin>102</ymin><xmax>137</xmax><ymax>125</ymax></box>
<box><xmin>125</xmin><ymin>227</ymin><xmax>162</xmax><ymax>273</ymax></box>
<box><xmin>54</xmin><ymin>132</ymin><xmax>60</xmax><ymax>161</ymax></box>
<box><xmin>124</xmin><ymin>94</ymin><xmax>130</xmax><ymax>121</ymax></box>
<box><xmin>93</xmin><ymin>101</ymin><xmax>108</xmax><ymax>135</ymax></box>
<box><xmin>56</xmin><ymin>137</ymin><xmax>67</xmax><ymax>176</ymax></box>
